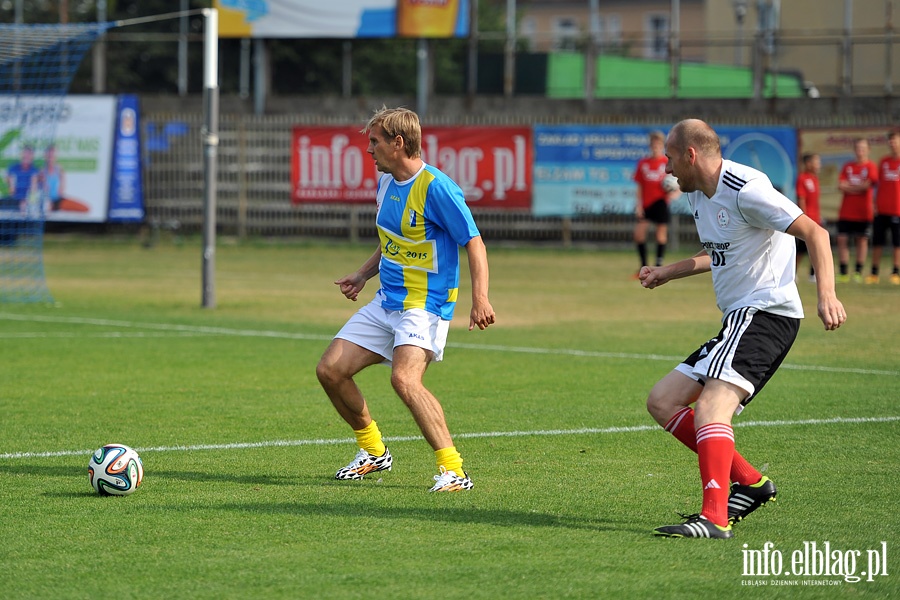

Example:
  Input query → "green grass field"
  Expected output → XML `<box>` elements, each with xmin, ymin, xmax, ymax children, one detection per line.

<box><xmin>1</xmin><ymin>237</ymin><xmax>897</xmax><ymax>599</ymax></box>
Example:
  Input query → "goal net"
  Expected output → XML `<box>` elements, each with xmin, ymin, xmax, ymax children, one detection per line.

<box><xmin>0</xmin><ymin>23</ymin><xmax>109</xmax><ymax>303</ymax></box>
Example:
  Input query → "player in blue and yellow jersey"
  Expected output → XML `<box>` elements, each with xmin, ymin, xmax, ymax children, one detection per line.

<box><xmin>316</xmin><ymin>106</ymin><xmax>495</xmax><ymax>492</ymax></box>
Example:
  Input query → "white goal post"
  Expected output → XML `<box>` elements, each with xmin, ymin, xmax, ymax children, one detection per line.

<box><xmin>0</xmin><ymin>9</ymin><xmax>219</xmax><ymax>308</ymax></box>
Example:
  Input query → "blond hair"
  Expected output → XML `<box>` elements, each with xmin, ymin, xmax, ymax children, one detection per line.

<box><xmin>362</xmin><ymin>106</ymin><xmax>422</xmax><ymax>158</ymax></box>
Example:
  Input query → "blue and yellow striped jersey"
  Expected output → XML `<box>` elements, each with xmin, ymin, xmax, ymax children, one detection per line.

<box><xmin>375</xmin><ymin>164</ymin><xmax>480</xmax><ymax>320</ymax></box>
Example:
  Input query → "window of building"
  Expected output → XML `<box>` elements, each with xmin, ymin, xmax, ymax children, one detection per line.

<box><xmin>589</xmin><ymin>14</ymin><xmax>623</xmax><ymax>50</ymax></box>
<box><xmin>552</xmin><ymin>16</ymin><xmax>581</xmax><ymax>51</ymax></box>
<box><xmin>645</xmin><ymin>13</ymin><xmax>669</xmax><ymax>59</ymax></box>
<box><xmin>520</xmin><ymin>17</ymin><xmax>537</xmax><ymax>52</ymax></box>
<box><xmin>606</xmin><ymin>14</ymin><xmax>622</xmax><ymax>47</ymax></box>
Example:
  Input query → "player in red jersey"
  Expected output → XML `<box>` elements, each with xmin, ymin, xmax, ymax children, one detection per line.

<box><xmin>633</xmin><ymin>131</ymin><xmax>679</xmax><ymax>275</ymax></box>
<box><xmin>795</xmin><ymin>153</ymin><xmax>822</xmax><ymax>282</ymax></box>
<box><xmin>836</xmin><ymin>138</ymin><xmax>879</xmax><ymax>282</ymax></box>
<box><xmin>866</xmin><ymin>129</ymin><xmax>900</xmax><ymax>285</ymax></box>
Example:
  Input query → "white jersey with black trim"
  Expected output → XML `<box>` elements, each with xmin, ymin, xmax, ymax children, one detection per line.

<box><xmin>685</xmin><ymin>159</ymin><xmax>804</xmax><ymax>319</ymax></box>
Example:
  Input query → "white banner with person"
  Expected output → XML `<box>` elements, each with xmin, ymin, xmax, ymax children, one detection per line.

<box><xmin>0</xmin><ymin>94</ymin><xmax>141</xmax><ymax>224</ymax></box>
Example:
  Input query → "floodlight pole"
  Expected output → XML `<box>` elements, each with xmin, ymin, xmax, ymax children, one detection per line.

<box><xmin>201</xmin><ymin>8</ymin><xmax>219</xmax><ymax>309</ymax></box>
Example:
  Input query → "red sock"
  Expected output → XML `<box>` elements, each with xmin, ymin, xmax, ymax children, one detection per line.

<box><xmin>729</xmin><ymin>450</ymin><xmax>763</xmax><ymax>486</ymax></box>
<box><xmin>696</xmin><ymin>423</ymin><xmax>734</xmax><ymax>527</ymax></box>
<box><xmin>664</xmin><ymin>407</ymin><xmax>762</xmax><ymax>486</ymax></box>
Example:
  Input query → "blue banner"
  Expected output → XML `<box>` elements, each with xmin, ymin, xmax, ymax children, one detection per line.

<box><xmin>107</xmin><ymin>94</ymin><xmax>144</xmax><ymax>223</ymax></box>
<box><xmin>532</xmin><ymin>124</ymin><xmax>797</xmax><ymax>217</ymax></box>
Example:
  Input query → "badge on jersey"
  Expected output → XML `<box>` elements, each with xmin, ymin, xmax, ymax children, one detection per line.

<box><xmin>717</xmin><ymin>208</ymin><xmax>730</xmax><ymax>228</ymax></box>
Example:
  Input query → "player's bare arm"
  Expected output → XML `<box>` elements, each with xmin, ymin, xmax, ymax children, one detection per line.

<box><xmin>838</xmin><ymin>180</ymin><xmax>870</xmax><ymax>194</ymax></box>
<box><xmin>639</xmin><ymin>251</ymin><xmax>711</xmax><ymax>289</ymax></box>
<box><xmin>786</xmin><ymin>216</ymin><xmax>847</xmax><ymax>331</ymax></box>
<box><xmin>335</xmin><ymin>245</ymin><xmax>381</xmax><ymax>301</ymax></box>
<box><xmin>465</xmin><ymin>236</ymin><xmax>495</xmax><ymax>331</ymax></box>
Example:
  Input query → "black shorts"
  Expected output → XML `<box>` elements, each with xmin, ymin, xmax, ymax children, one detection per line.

<box><xmin>872</xmin><ymin>214</ymin><xmax>900</xmax><ymax>247</ymax></box>
<box><xmin>641</xmin><ymin>199</ymin><xmax>670</xmax><ymax>225</ymax></box>
<box><xmin>837</xmin><ymin>220</ymin><xmax>872</xmax><ymax>238</ymax></box>
<box><xmin>675</xmin><ymin>308</ymin><xmax>800</xmax><ymax>407</ymax></box>
<box><xmin>796</xmin><ymin>238</ymin><xmax>808</xmax><ymax>255</ymax></box>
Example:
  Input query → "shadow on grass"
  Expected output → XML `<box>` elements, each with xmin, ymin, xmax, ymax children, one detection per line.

<box><xmin>149</xmin><ymin>469</ymin><xmax>303</xmax><ymax>486</ymax></box>
<box><xmin>3</xmin><ymin>464</ymin><xmax>644</xmax><ymax>534</ymax></box>
<box><xmin>0</xmin><ymin>463</ymin><xmax>305</xmax><ymax>487</ymax></box>
<box><xmin>43</xmin><ymin>490</ymin><xmax>106</xmax><ymax>498</ymax></box>
<box><xmin>0</xmin><ymin>464</ymin><xmax>78</xmax><ymax>477</ymax></box>
<box><xmin>218</xmin><ymin>499</ymin><xmax>643</xmax><ymax>534</ymax></box>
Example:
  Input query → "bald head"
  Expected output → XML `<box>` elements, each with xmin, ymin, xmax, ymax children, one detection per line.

<box><xmin>664</xmin><ymin>119</ymin><xmax>723</xmax><ymax>197</ymax></box>
<box><xmin>668</xmin><ymin>119</ymin><xmax>721</xmax><ymax>159</ymax></box>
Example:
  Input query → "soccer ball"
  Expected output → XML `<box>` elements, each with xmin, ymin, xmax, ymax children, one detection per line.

<box><xmin>662</xmin><ymin>174</ymin><xmax>680</xmax><ymax>193</ymax></box>
<box><xmin>88</xmin><ymin>444</ymin><xmax>144</xmax><ymax>496</ymax></box>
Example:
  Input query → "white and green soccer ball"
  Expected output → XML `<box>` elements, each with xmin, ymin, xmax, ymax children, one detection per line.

<box><xmin>662</xmin><ymin>174</ymin><xmax>681</xmax><ymax>193</ymax></box>
<box><xmin>88</xmin><ymin>444</ymin><xmax>144</xmax><ymax>496</ymax></box>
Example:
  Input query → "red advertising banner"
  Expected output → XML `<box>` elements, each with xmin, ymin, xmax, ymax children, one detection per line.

<box><xmin>291</xmin><ymin>126</ymin><xmax>532</xmax><ymax>209</ymax></box>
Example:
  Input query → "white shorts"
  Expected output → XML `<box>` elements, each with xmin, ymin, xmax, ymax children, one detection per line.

<box><xmin>335</xmin><ymin>291</ymin><xmax>450</xmax><ymax>364</ymax></box>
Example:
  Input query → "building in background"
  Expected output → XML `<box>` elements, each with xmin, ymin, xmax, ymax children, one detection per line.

<box><xmin>518</xmin><ymin>0</ymin><xmax>704</xmax><ymax>61</ymax></box>
<box><xmin>516</xmin><ymin>0</ymin><xmax>899</xmax><ymax>98</ymax></box>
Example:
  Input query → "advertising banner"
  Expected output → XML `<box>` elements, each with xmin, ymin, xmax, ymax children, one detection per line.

<box><xmin>215</xmin><ymin>0</ymin><xmax>470</xmax><ymax>39</ymax></box>
<box><xmin>292</xmin><ymin>125</ymin><xmax>531</xmax><ymax>209</ymax></box>
<box><xmin>0</xmin><ymin>95</ymin><xmax>118</xmax><ymax>223</ymax></box>
<box><xmin>533</xmin><ymin>125</ymin><xmax>797</xmax><ymax>217</ymax></box>
<box><xmin>107</xmin><ymin>94</ymin><xmax>145</xmax><ymax>223</ymax></box>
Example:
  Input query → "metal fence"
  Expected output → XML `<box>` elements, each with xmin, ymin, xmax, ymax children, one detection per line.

<box><xmin>143</xmin><ymin>111</ymin><xmax>705</xmax><ymax>247</ymax></box>
<box><xmin>141</xmin><ymin>108</ymin><xmax>888</xmax><ymax>247</ymax></box>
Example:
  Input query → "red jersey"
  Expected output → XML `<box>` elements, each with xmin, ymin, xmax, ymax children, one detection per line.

<box><xmin>838</xmin><ymin>160</ymin><xmax>878</xmax><ymax>222</ymax></box>
<box><xmin>795</xmin><ymin>172</ymin><xmax>821</xmax><ymax>224</ymax></box>
<box><xmin>633</xmin><ymin>155</ymin><xmax>668</xmax><ymax>208</ymax></box>
<box><xmin>876</xmin><ymin>155</ymin><xmax>900</xmax><ymax>217</ymax></box>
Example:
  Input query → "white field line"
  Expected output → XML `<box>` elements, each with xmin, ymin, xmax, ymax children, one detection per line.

<box><xmin>2</xmin><ymin>312</ymin><xmax>897</xmax><ymax>377</ymax></box>
<box><xmin>1</xmin><ymin>331</ymin><xmax>212</xmax><ymax>338</ymax></box>
<box><xmin>1</xmin><ymin>415</ymin><xmax>898</xmax><ymax>460</ymax></box>
<box><xmin>0</xmin><ymin>313</ymin><xmax>332</xmax><ymax>341</ymax></box>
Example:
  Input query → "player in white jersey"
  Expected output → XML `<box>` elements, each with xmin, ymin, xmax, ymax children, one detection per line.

<box><xmin>316</xmin><ymin>106</ymin><xmax>496</xmax><ymax>493</ymax></box>
<box><xmin>639</xmin><ymin>119</ymin><xmax>846</xmax><ymax>539</ymax></box>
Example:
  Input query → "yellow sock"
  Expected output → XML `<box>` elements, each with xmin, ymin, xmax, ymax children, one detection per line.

<box><xmin>435</xmin><ymin>446</ymin><xmax>464</xmax><ymax>475</ymax></box>
<box><xmin>353</xmin><ymin>421</ymin><xmax>386</xmax><ymax>457</ymax></box>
